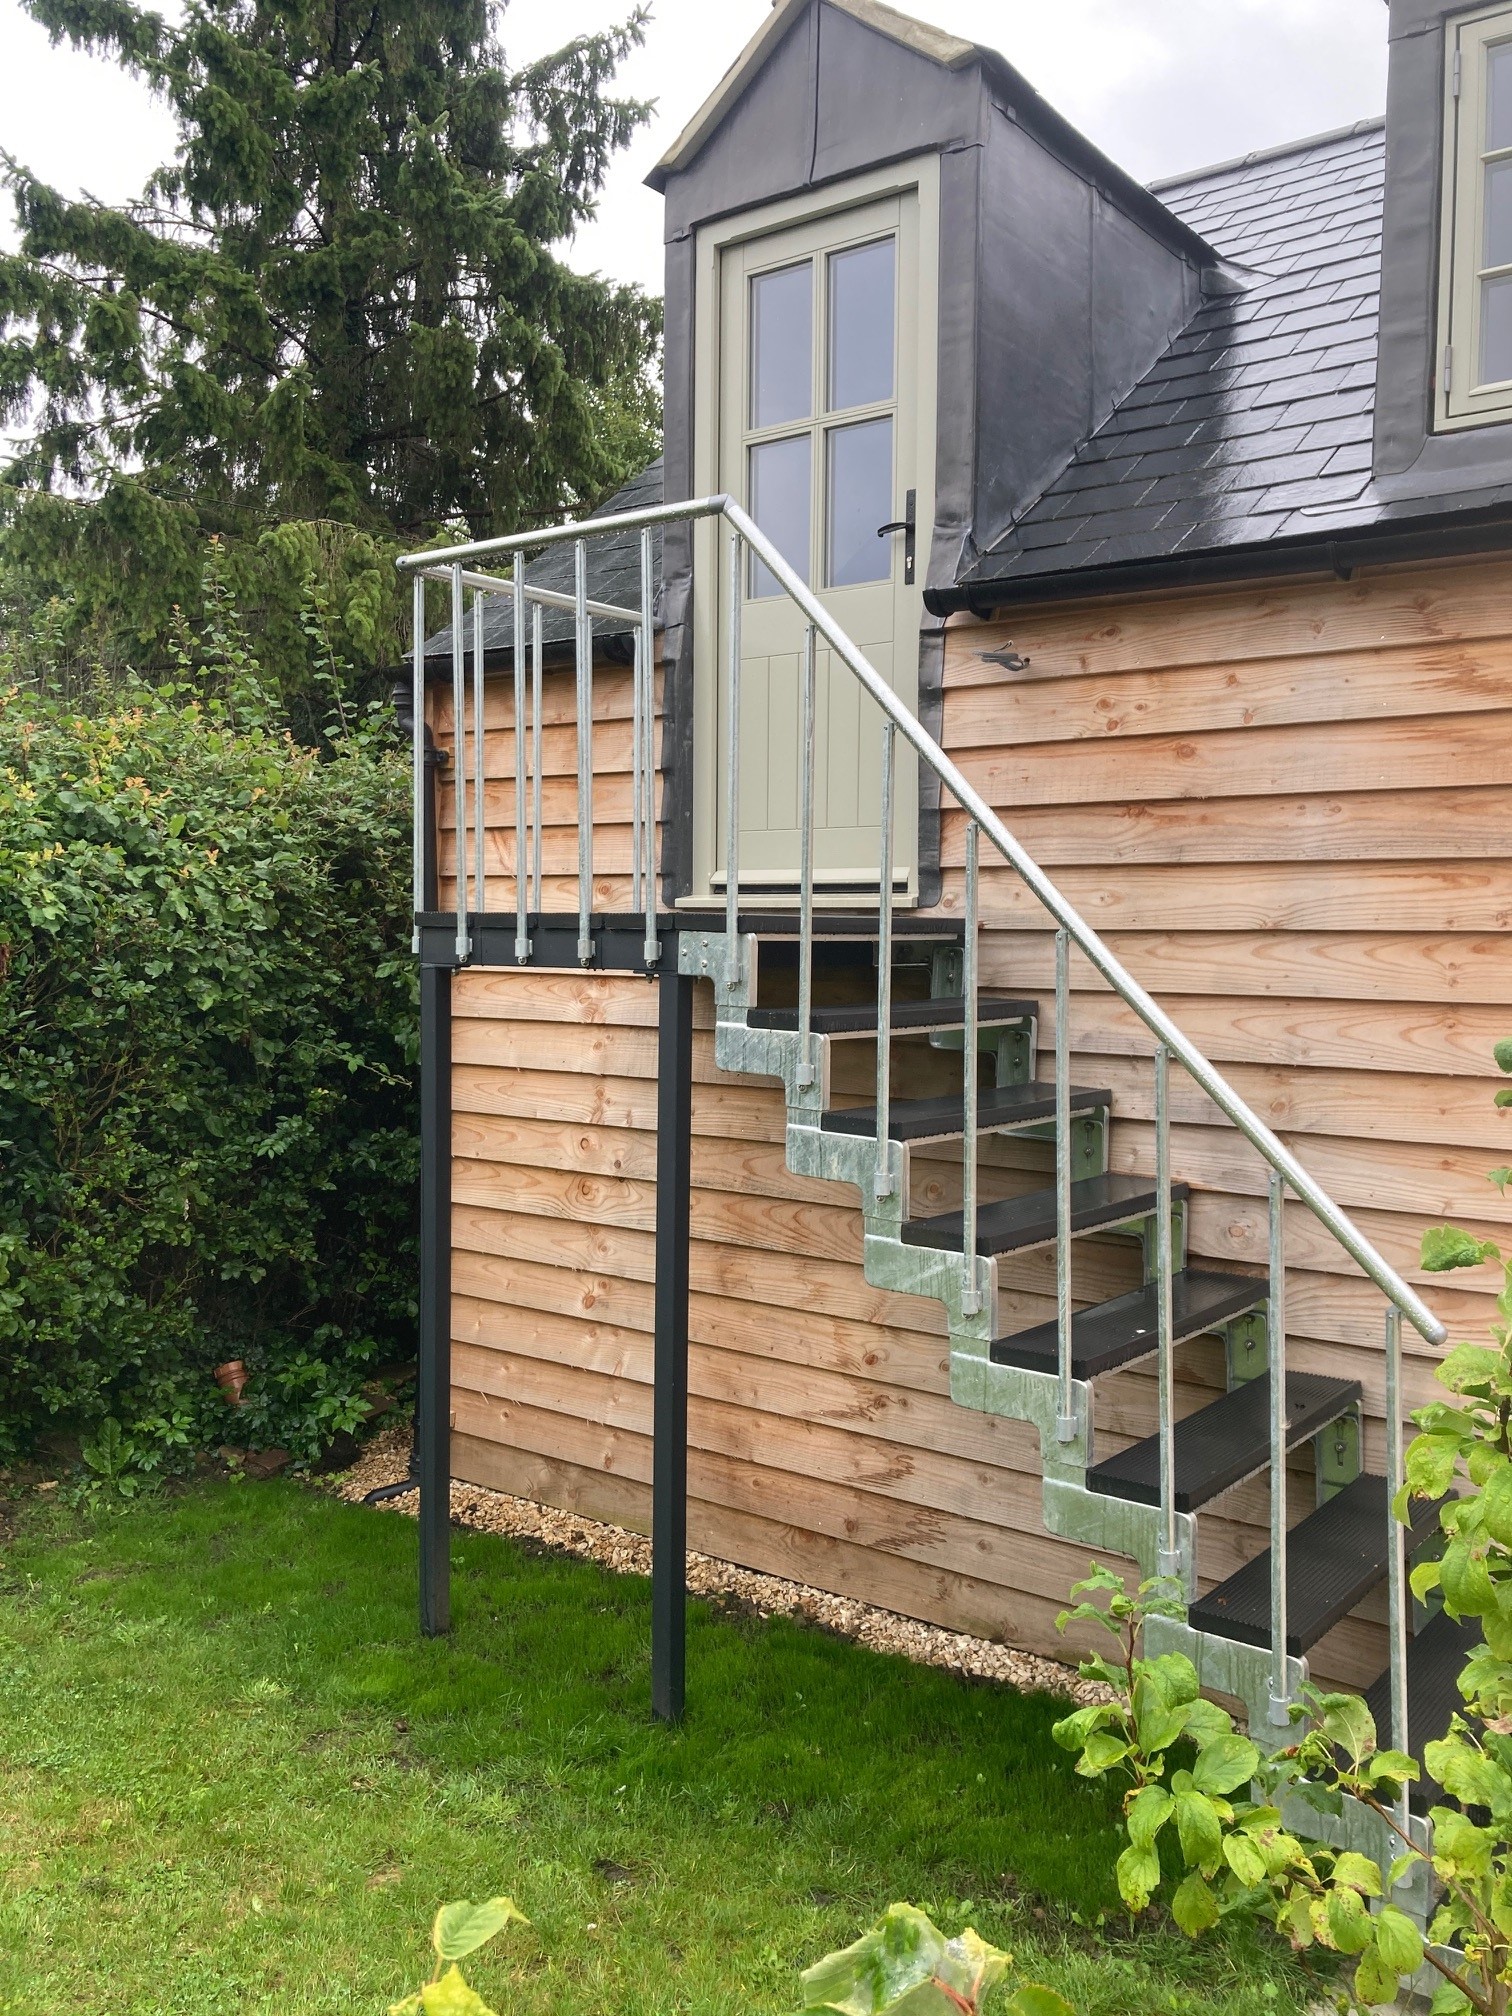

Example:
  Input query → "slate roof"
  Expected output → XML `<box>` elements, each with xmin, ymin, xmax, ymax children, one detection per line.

<box><xmin>424</xmin><ymin>456</ymin><xmax>663</xmax><ymax>664</ymax></box>
<box><xmin>958</xmin><ymin>121</ymin><xmax>1394</xmax><ymax>593</ymax></box>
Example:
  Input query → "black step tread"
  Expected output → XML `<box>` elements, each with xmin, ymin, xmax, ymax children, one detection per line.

<box><xmin>1188</xmin><ymin>1474</ymin><xmax>1444</xmax><ymax>1656</ymax></box>
<box><xmin>903</xmin><ymin>1171</ymin><xmax>1187</xmax><ymax>1259</ymax></box>
<box><xmin>680</xmin><ymin>910</ymin><xmax>964</xmax><ymax>940</ymax></box>
<box><xmin>1361</xmin><ymin>1609</ymin><xmax>1478</xmax><ymax>1813</ymax></box>
<box><xmin>1086</xmin><ymin>1371</ymin><xmax>1361</xmax><ymax>1513</ymax></box>
<box><xmin>822</xmin><ymin>1082</ymin><xmax>1109</xmax><ymax>1145</ymax></box>
<box><xmin>991</xmin><ymin>1269</ymin><xmax>1266</xmax><ymax>1380</ymax></box>
<box><xmin>747</xmin><ymin>994</ymin><xmax>1036</xmax><ymax>1036</ymax></box>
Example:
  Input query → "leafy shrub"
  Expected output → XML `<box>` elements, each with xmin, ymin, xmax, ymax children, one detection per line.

<box><xmin>0</xmin><ymin>580</ymin><xmax>417</xmax><ymax>1475</ymax></box>
<box><xmin>1052</xmin><ymin>1040</ymin><xmax>1512</xmax><ymax>2015</ymax></box>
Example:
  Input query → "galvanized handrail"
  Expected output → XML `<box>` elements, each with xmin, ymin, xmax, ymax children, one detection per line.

<box><xmin>399</xmin><ymin>490</ymin><xmax>1444</xmax><ymax>1351</ymax></box>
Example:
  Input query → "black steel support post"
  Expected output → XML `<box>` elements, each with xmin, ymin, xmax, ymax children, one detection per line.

<box><xmin>418</xmin><ymin>958</ymin><xmax>453</xmax><ymax>1637</ymax></box>
<box><xmin>651</xmin><ymin>962</ymin><xmax>695</xmax><ymax>1722</ymax></box>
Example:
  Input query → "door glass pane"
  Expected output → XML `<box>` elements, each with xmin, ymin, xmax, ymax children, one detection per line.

<box><xmin>828</xmin><ymin>239</ymin><xmax>896</xmax><ymax>412</ymax></box>
<box><xmin>1489</xmin><ymin>41</ymin><xmax>1512</xmax><ymax>152</ymax></box>
<box><xmin>750</xmin><ymin>263</ymin><xmax>812</xmax><ymax>430</ymax></box>
<box><xmin>827</xmin><ymin>417</ymin><xmax>894</xmax><ymax>588</ymax></box>
<box><xmin>1482</xmin><ymin>273</ymin><xmax>1512</xmax><ymax>383</ymax></box>
<box><xmin>749</xmin><ymin>435</ymin><xmax>812</xmax><ymax>597</ymax></box>
<box><xmin>1488</xmin><ymin>159</ymin><xmax>1512</xmax><ymax>268</ymax></box>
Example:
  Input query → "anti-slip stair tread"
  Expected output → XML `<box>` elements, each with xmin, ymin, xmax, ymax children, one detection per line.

<box><xmin>990</xmin><ymin>1269</ymin><xmax>1267</xmax><ymax>1380</ymax></box>
<box><xmin>684</xmin><ymin>910</ymin><xmax>966</xmax><ymax>940</ymax></box>
<box><xmin>746</xmin><ymin>995</ymin><xmax>1037</xmax><ymax>1035</ymax></box>
<box><xmin>1187</xmin><ymin>1474</ymin><xmax>1444</xmax><ymax>1655</ymax></box>
<box><xmin>1086</xmin><ymin>1371</ymin><xmax>1361</xmax><ymax>1513</ymax></box>
<box><xmin>1361</xmin><ymin>1610</ymin><xmax>1479</xmax><ymax>1814</ymax></box>
<box><xmin>902</xmin><ymin>1171</ymin><xmax>1187</xmax><ymax>1258</ymax></box>
<box><xmin>821</xmin><ymin>1082</ymin><xmax>1109</xmax><ymax>1144</ymax></box>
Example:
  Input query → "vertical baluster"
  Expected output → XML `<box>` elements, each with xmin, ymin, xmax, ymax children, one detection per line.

<box><xmin>961</xmin><ymin>822</ymin><xmax>981</xmax><ymax>1316</ymax></box>
<box><xmin>1055</xmin><ymin>926</ymin><xmax>1075</xmax><ymax>1440</ymax></box>
<box><xmin>531</xmin><ymin>605</ymin><xmax>544</xmax><ymax>916</ymax></box>
<box><xmin>1155</xmin><ymin>1044</ymin><xmax>1178</xmax><ymax>1577</ymax></box>
<box><xmin>640</xmin><ymin>526</ymin><xmax>658</xmax><ymax>968</ymax></box>
<box><xmin>575</xmin><ymin>539</ymin><xmax>592</xmax><ymax>965</ymax></box>
<box><xmin>512</xmin><ymin>556</ymin><xmax>528</xmax><ymax>963</ymax></box>
<box><xmin>725</xmin><ymin>527</ymin><xmax>743</xmax><ymax>978</ymax></box>
<box><xmin>451</xmin><ymin>565</ymin><xmax>469</xmax><ymax>965</ymax></box>
<box><xmin>797</xmin><ymin>623</ymin><xmax>817</xmax><ymax>1090</ymax></box>
<box><xmin>412</xmin><ymin>574</ymin><xmax>426</xmax><ymax>952</ymax></box>
<box><xmin>1268</xmin><ymin>1169</ymin><xmax>1290</xmax><ymax>1724</ymax></box>
<box><xmin>874</xmin><ymin>722</ymin><xmax>896</xmax><ymax>1201</ymax></box>
<box><xmin>472</xmin><ymin>590</ymin><xmax>486</xmax><ymax>929</ymax></box>
<box><xmin>1385</xmin><ymin>1303</ymin><xmax>1410</xmax><ymax>1835</ymax></box>
<box><xmin>632</xmin><ymin>625</ymin><xmax>645</xmax><ymax>918</ymax></box>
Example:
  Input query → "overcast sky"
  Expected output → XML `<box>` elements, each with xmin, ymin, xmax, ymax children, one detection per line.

<box><xmin>0</xmin><ymin>0</ymin><xmax>1389</xmax><ymax>293</ymax></box>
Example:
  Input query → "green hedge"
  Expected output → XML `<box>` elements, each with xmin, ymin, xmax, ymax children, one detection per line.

<box><xmin>0</xmin><ymin>658</ymin><xmax>417</xmax><ymax>1477</ymax></box>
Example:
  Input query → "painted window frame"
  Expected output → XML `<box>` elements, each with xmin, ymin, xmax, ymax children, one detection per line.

<box><xmin>1437</xmin><ymin>1</ymin><xmax>1512</xmax><ymax>428</ymax></box>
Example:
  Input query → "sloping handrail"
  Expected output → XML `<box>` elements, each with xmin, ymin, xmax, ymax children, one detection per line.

<box><xmin>399</xmin><ymin>491</ymin><xmax>1446</xmax><ymax>1352</ymax></box>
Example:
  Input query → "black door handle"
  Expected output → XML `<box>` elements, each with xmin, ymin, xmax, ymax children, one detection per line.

<box><xmin>877</xmin><ymin>487</ymin><xmax>917</xmax><ymax>585</ymax></box>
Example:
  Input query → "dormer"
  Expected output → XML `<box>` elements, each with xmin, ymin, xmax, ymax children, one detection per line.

<box><xmin>646</xmin><ymin>0</ymin><xmax>1213</xmax><ymax>904</ymax></box>
<box><xmin>1377</xmin><ymin>0</ymin><xmax>1512</xmax><ymax>483</ymax></box>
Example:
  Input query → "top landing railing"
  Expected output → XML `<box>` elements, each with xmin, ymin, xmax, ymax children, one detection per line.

<box><xmin>399</xmin><ymin>493</ymin><xmax>1446</xmax><ymax>1777</ymax></box>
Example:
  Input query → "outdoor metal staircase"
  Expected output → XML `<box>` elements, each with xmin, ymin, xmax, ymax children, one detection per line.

<box><xmin>400</xmin><ymin>489</ymin><xmax>1455</xmax><ymax>1915</ymax></box>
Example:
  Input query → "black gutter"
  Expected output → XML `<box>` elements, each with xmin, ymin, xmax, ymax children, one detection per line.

<box><xmin>928</xmin><ymin>506</ymin><xmax>1512</xmax><ymax>617</ymax></box>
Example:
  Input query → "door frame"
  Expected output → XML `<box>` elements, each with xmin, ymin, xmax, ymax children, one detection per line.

<box><xmin>688</xmin><ymin>152</ymin><xmax>942</xmax><ymax>904</ymax></box>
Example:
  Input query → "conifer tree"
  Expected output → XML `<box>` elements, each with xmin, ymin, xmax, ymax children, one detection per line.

<box><xmin>0</xmin><ymin>0</ymin><xmax>661</xmax><ymax>669</ymax></box>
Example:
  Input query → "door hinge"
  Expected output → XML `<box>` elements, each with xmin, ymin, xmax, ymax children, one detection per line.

<box><xmin>1453</xmin><ymin>47</ymin><xmax>1462</xmax><ymax>97</ymax></box>
<box><xmin>1444</xmin><ymin>342</ymin><xmax>1454</xmax><ymax>391</ymax></box>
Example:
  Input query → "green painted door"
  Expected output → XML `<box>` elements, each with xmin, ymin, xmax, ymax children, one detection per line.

<box><xmin>716</xmin><ymin>191</ymin><xmax>925</xmax><ymax>898</ymax></box>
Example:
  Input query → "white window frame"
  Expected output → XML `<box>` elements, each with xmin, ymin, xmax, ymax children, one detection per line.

<box><xmin>1437</xmin><ymin>2</ymin><xmax>1512</xmax><ymax>428</ymax></box>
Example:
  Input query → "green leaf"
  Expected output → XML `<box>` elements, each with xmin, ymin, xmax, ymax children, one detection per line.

<box><xmin>1489</xmin><ymin>1166</ymin><xmax>1512</xmax><ymax>1194</ymax></box>
<box><xmin>1174</xmin><ymin>1790</ymin><xmax>1223</xmax><ymax>1875</ymax></box>
<box><xmin>1372</xmin><ymin>1905</ymin><xmax>1424</xmax><ymax>1976</ymax></box>
<box><xmin>1331</xmin><ymin>1851</ymin><xmax>1383</xmax><ymax>1897</ymax></box>
<box><xmin>1222</xmin><ymin>1832</ymin><xmax>1267</xmax><ymax>1887</ymax></box>
<box><xmin>1354</xmin><ymin>1946</ymin><xmax>1401</xmax><ymax>2008</ymax></box>
<box><xmin>1076</xmin><ymin>1732</ymin><xmax>1130</xmax><ymax>1777</ymax></box>
<box><xmin>1115</xmin><ymin>1842</ymin><xmax>1161</xmax><ymax>1913</ymax></box>
<box><xmin>1315</xmin><ymin>1693</ymin><xmax>1378</xmax><ymax>1766</ymax></box>
<box><xmin>1422</xmin><ymin>1226</ymin><xmax>1501</xmax><ymax>1273</ymax></box>
<box><xmin>389</xmin><ymin>1999</ymin><xmax>424</xmax><ymax>2016</ymax></box>
<box><xmin>1482</xmin><ymin>1463</ymin><xmax>1512</xmax><ymax>1547</ymax></box>
<box><xmin>1170</xmin><ymin>1872</ymin><xmax>1220</xmax><ymax>1938</ymax></box>
<box><xmin>1495</xmin><ymin>1037</ymin><xmax>1512</xmax><ymax>1075</ymax></box>
<box><xmin>1425</xmin><ymin>1735</ymin><xmax>1510</xmax><ymax>1811</ymax></box>
<box><xmin>432</xmin><ymin>1898</ymin><xmax>528</xmax><ymax>1964</ymax></box>
<box><xmin>1325</xmin><ymin>1884</ymin><xmax>1373</xmax><ymax>1955</ymax></box>
<box><xmin>1125</xmin><ymin>1785</ymin><xmax>1174</xmax><ymax>1851</ymax></box>
<box><xmin>1429</xmin><ymin>1980</ymin><xmax>1474</xmax><ymax>2014</ymax></box>
<box><xmin>417</xmin><ymin>1967</ymin><xmax>498</xmax><ymax>2016</ymax></box>
<box><xmin>1131</xmin><ymin>1669</ymin><xmax>1186</xmax><ymax>1755</ymax></box>
<box><xmin>1002</xmin><ymin>1989</ymin><xmax>1075</xmax><ymax>2016</ymax></box>
<box><xmin>801</xmin><ymin>1905</ymin><xmax>1010</xmax><ymax>2016</ymax></box>
<box><xmin>1366</xmin><ymin>1750</ymin><xmax>1421</xmax><ymax>1790</ymax></box>
<box><xmin>1191</xmin><ymin>1733</ymin><xmax>1260</xmax><ymax>1796</ymax></box>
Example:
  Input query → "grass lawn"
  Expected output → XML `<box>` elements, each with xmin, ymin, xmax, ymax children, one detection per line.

<box><xmin>0</xmin><ymin>1478</ymin><xmax>1323</xmax><ymax>2015</ymax></box>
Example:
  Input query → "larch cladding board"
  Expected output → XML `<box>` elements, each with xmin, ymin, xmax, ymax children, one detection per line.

<box><xmin>437</xmin><ymin>553</ymin><xmax>1510</xmax><ymax>1687</ymax></box>
<box><xmin>429</xmin><ymin>656</ymin><xmax>660</xmax><ymax>916</ymax></box>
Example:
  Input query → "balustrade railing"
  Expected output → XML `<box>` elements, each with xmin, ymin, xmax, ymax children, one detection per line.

<box><xmin>399</xmin><ymin>493</ymin><xmax>1446</xmax><ymax>1770</ymax></box>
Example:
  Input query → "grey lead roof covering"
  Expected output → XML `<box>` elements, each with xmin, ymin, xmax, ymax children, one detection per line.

<box><xmin>424</xmin><ymin>456</ymin><xmax>663</xmax><ymax>663</ymax></box>
<box><xmin>961</xmin><ymin>120</ymin><xmax>1394</xmax><ymax>592</ymax></box>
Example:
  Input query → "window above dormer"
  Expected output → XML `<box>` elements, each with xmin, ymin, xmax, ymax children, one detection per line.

<box><xmin>1438</xmin><ymin>2</ymin><xmax>1512</xmax><ymax>426</ymax></box>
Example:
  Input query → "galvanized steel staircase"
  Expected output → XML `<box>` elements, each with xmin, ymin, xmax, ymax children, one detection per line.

<box><xmin>402</xmin><ymin>490</ymin><xmax>1458</xmax><ymax>1916</ymax></box>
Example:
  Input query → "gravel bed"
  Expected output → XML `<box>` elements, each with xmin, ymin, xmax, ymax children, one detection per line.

<box><xmin>333</xmin><ymin>1423</ymin><xmax>1109</xmax><ymax>1707</ymax></box>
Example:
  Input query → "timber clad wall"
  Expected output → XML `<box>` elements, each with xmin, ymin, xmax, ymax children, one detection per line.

<box><xmin>432</xmin><ymin>554</ymin><xmax>1510</xmax><ymax>1685</ymax></box>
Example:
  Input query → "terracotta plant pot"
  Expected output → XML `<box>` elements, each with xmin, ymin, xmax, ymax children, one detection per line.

<box><xmin>214</xmin><ymin>1359</ymin><xmax>248</xmax><ymax>1406</ymax></box>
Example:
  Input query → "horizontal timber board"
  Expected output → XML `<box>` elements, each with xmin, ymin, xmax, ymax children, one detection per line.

<box><xmin>943</xmin><ymin>635</ymin><xmax>1512</xmax><ymax>747</ymax></box>
<box><xmin>950</xmin><ymin>859</ymin><xmax>1512</xmax><ymax>934</ymax></box>
<box><xmin>955</xmin><ymin>712</ymin><xmax>1512</xmax><ymax>807</ymax></box>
